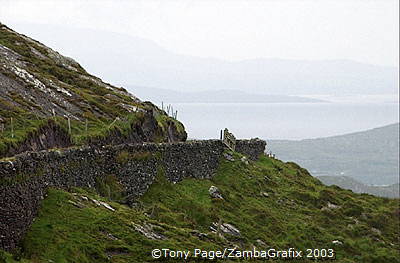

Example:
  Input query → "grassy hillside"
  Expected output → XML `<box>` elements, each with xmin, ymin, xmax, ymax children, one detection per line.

<box><xmin>268</xmin><ymin>123</ymin><xmax>399</xmax><ymax>185</ymax></box>
<box><xmin>1</xmin><ymin>152</ymin><xmax>398</xmax><ymax>262</ymax></box>
<box><xmin>0</xmin><ymin>23</ymin><xmax>186</xmax><ymax>156</ymax></box>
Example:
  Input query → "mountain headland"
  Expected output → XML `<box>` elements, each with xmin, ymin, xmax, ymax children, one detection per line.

<box><xmin>0</xmin><ymin>23</ymin><xmax>186</xmax><ymax>158</ymax></box>
<box><xmin>268</xmin><ymin>123</ymin><xmax>400</xmax><ymax>186</ymax></box>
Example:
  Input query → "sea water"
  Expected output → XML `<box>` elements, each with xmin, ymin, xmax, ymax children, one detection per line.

<box><xmin>165</xmin><ymin>102</ymin><xmax>399</xmax><ymax>140</ymax></box>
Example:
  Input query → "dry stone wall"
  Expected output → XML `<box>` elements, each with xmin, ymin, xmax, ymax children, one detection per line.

<box><xmin>235</xmin><ymin>138</ymin><xmax>266</xmax><ymax>160</ymax></box>
<box><xmin>0</xmin><ymin>139</ymin><xmax>265</xmax><ymax>251</ymax></box>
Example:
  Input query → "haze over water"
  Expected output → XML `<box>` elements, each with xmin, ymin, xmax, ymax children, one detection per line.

<box><xmin>168</xmin><ymin>102</ymin><xmax>399</xmax><ymax>140</ymax></box>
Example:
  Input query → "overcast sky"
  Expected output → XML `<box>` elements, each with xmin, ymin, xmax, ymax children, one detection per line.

<box><xmin>0</xmin><ymin>0</ymin><xmax>398</xmax><ymax>67</ymax></box>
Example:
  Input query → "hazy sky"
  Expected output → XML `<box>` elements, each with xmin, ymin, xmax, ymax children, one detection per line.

<box><xmin>0</xmin><ymin>0</ymin><xmax>398</xmax><ymax>67</ymax></box>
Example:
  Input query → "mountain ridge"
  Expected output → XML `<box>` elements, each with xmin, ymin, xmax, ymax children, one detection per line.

<box><xmin>268</xmin><ymin>123</ymin><xmax>400</xmax><ymax>186</ymax></box>
<box><xmin>127</xmin><ymin>85</ymin><xmax>327</xmax><ymax>103</ymax></box>
<box><xmin>317</xmin><ymin>175</ymin><xmax>399</xmax><ymax>198</ymax></box>
<box><xmin>9</xmin><ymin>23</ymin><xmax>398</xmax><ymax>96</ymax></box>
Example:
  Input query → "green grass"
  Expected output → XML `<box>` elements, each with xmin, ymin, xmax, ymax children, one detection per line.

<box><xmin>0</xmin><ymin>116</ymin><xmax>50</xmax><ymax>155</ymax></box>
<box><xmin>0</xmin><ymin>110</ymin><xmax>179</xmax><ymax>157</ymax></box>
<box><xmin>115</xmin><ymin>151</ymin><xmax>154</xmax><ymax>164</ymax></box>
<box><xmin>0</xmin><ymin>23</ymin><xmax>185</xmax><ymax>156</ymax></box>
<box><xmin>2</xmin><ymin>153</ymin><xmax>398</xmax><ymax>262</ymax></box>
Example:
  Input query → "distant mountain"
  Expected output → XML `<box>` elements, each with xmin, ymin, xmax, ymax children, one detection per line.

<box><xmin>12</xmin><ymin>24</ymin><xmax>398</xmax><ymax>96</ymax></box>
<box><xmin>317</xmin><ymin>176</ymin><xmax>399</xmax><ymax>198</ymax></box>
<box><xmin>127</xmin><ymin>86</ymin><xmax>326</xmax><ymax>103</ymax></box>
<box><xmin>268</xmin><ymin>123</ymin><xmax>400</xmax><ymax>185</ymax></box>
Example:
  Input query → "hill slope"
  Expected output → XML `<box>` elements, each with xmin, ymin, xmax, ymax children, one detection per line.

<box><xmin>0</xmin><ymin>23</ymin><xmax>186</xmax><ymax>157</ymax></box>
<box><xmin>0</xmin><ymin>153</ymin><xmax>398</xmax><ymax>262</ymax></box>
<box><xmin>268</xmin><ymin>123</ymin><xmax>400</xmax><ymax>186</ymax></box>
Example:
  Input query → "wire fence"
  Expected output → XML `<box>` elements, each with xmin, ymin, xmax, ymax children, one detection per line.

<box><xmin>160</xmin><ymin>102</ymin><xmax>178</xmax><ymax>120</ymax></box>
<box><xmin>0</xmin><ymin>102</ymin><xmax>180</xmax><ymax>140</ymax></box>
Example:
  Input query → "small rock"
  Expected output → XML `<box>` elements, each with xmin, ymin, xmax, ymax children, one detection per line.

<box><xmin>241</xmin><ymin>156</ymin><xmax>249</xmax><ymax>165</ymax></box>
<box><xmin>221</xmin><ymin>223</ymin><xmax>241</xmax><ymax>237</ymax></box>
<box><xmin>90</xmin><ymin>198</ymin><xmax>102</xmax><ymax>206</ymax></box>
<box><xmin>89</xmin><ymin>198</ymin><xmax>115</xmax><ymax>211</ymax></box>
<box><xmin>327</xmin><ymin>202</ymin><xmax>340</xmax><ymax>209</ymax></box>
<box><xmin>256</xmin><ymin>239</ymin><xmax>267</xmax><ymax>247</ymax></box>
<box><xmin>321</xmin><ymin>202</ymin><xmax>340</xmax><ymax>211</ymax></box>
<box><xmin>211</xmin><ymin>222</ymin><xmax>241</xmax><ymax>236</ymax></box>
<box><xmin>209</xmin><ymin>186</ymin><xmax>224</xmax><ymax>199</ymax></box>
<box><xmin>332</xmin><ymin>240</ymin><xmax>343</xmax><ymax>245</ymax></box>
<box><xmin>190</xmin><ymin>230</ymin><xmax>209</xmax><ymax>240</ymax></box>
<box><xmin>106</xmin><ymin>233</ymin><xmax>119</xmax><ymax>240</ymax></box>
<box><xmin>223</xmin><ymin>153</ymin><xmax>235</xmax><ymax>161</ymax></box>
<box><xmin>371</xmin><ymin>227</ymin><xmax>382</xmax><ymax>236</ymax></box>
<box><xmin>79</xmin><ymin>195</ymin><xmax>89</xmax><ymax>201</ymax></box>
<box><xmin>100</xmin><ymin>201</ymin><xmax>116</xmax><ymax>212</ymax></box>
<box><xmin>261</xmin><ymin>192</ymin><xmax>269</xmax><ymax>197</ymax></box>
<box><xmin>67</xmin><ymin>200</ymin><xmax>84</xmax><ymax>208</ymax></box>
<box><xmin>132</xmin><ymin>223</ymin><xmax>166</xmax><ymax>240</ymax></box>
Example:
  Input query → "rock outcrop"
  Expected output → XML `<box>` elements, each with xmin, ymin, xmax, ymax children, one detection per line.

<box><xmin>0</xmin><ymin>23</ymin><xmax>187</xmax><ymax>156</ymax></box>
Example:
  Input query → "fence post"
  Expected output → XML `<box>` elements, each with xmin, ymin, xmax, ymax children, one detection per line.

<box><xmin>11</xmin><ymin>117</ymin><xmax>14</xmax><ymax>138</ymax></box>
<box><xmin>108</xmin><ymin>117</ymin><xmax>120</xmax><ymax>129</ymax></box>
<box><xmin>68</xmin><ymin>117</ymin><xmax>71</xmax><ymax>135</ymax></box>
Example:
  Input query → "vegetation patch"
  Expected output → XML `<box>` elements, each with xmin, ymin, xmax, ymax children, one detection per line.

<box><xmin>0</xmin><ymin>168</ymin><xmax>44</xmax><ymax>186</ymax></box>
<box><xmin>116</xmin><ymin>151</ymin><xmax>154</xmax><ymax>164</ymax></box>
<box><xmin>1</xmin><ymin>154</ymin><xmax>398</xmax><ymax>262</ymax></box>
<box><xmin>95</xmin><ymin>175</ymin><xmax>125</xmax><ymax>202</ymax></box>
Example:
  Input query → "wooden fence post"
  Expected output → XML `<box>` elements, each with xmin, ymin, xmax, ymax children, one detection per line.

<box><xmin>11</xmin><ymin>117</ymin><xmax>14</xmax><ymax>138</ymax></box>
<box><xmin>68</xmin><ymin>117</ymin><xmax>71</xmax><ymax>135</ymax></box>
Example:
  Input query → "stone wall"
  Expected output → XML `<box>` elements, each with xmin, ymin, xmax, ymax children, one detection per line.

<box><xmin>1</xmin><ymin>112</ymin><xmax>188</xmax><ymax>158</ymax></box>
<box><xmin>235</xmin><ymin>138</ymin><xmax>267</xmax><ymax>160</ymax></box>
<box><xmin>0</xmin><ymin>139</ymin><xmax>265</xmax><ymax>251</ymax></box>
